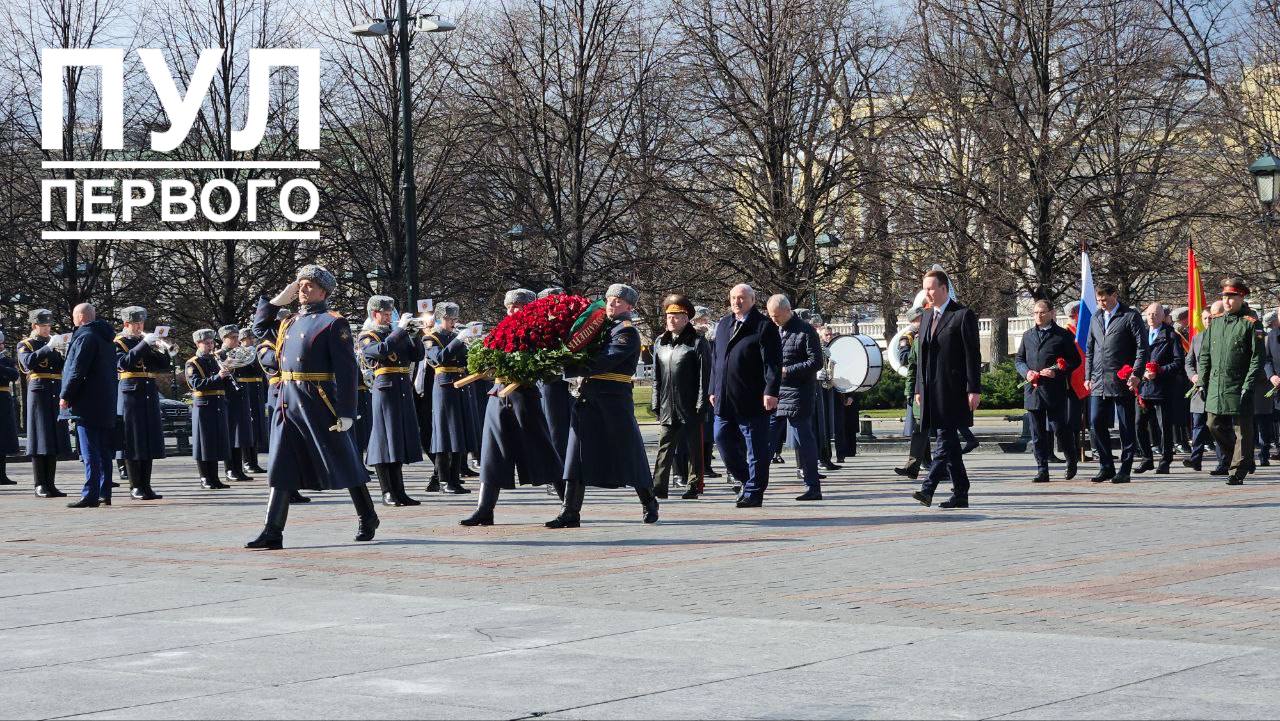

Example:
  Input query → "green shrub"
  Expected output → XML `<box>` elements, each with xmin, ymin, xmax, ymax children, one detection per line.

<box><xmin>981</xmin><ymin>362</ymin><xmax>1024</xmax><ymax>409</ymax></box>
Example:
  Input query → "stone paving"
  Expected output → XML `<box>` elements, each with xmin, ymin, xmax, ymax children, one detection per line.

<box><xmin>1</xmin><ymin>450</ymin><xmax>1277</xmax><ymax>719</ymax></box>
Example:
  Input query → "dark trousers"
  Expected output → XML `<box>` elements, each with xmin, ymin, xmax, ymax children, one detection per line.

<box><xmin>715</xmin><ymin>414</ymin><xmax>771</xmax><ymax>500</ymax></box>
<box><xmin>1188</xmin><ymin>411</ymin><xmax>1222</xmax><ymax>467</ymax></box>
<box><xmin>1137</xmin><ymin>399</ymin><xmax>1175</xmax><ymax>467</ymax></box>
<box><xmin>1207</xmin><ymin>412</ymin><xmax>1255</xmax><ymax>475</ymax></box>
<box><xmin>1028</xmin><ymin>408</ymin><xmax>1075</xmax><ymax>471</ymax></box>
<box><xmin>770</xmin><ymin>412</ymin><xmax>820</xmax><ymax>490</ymax></box>
<box><xmin>1064</xmin><ymin>394</ymin><xmax>1084</xmax><ymax>458</ymax></box>
<box><xmin>921</xmin><ymin>427</ymin><xmax>968</xmax><ymax>500</ymax></box>
<box><xmin>654</xmin><ymin>418</ymin><xmax>705</xmax><ymax>490</ymax></box>
<box><xmin>904</xmin><ymin>401</ymin><xmax>931</xmax><ymax>468</ymax></box>
<box><xmin>1257</xmin><ymin>413</ymin><xmax>1275</xmax><ymax>463</ymax></box>
<box><xmin>76</xmin><ymin>424</ymin><xmax>114</xmax><ymax>501</ymax></box>
<box><xmin>1090</xmin><ymin>395</ymin><xmax>1136</xmax><ymax>473</ymax></box>
<box><xmin>834</xmin><ymin>395</ymin><xmax>858</xmax><ymax>459</ymax></box>
<box><xmin>816</xmin><ymin>388</ymin><xmax>834</xmax><ymax>463</ymax></box>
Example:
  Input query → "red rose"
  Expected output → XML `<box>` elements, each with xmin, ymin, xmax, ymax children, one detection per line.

<box><xmin>1055</xmin><ymin>357</ymin><xmax>1067</xmax><ymax>370</ymax></box>
<box><xmin>1117</xmin><ymin>364</ymin><xmax>1134</xmax><ymax>381</ymax></box>
<box><xmin>1145</xmin><ymin>362</ymin><xmax>1159</xmax><ymax>375</ymax></box>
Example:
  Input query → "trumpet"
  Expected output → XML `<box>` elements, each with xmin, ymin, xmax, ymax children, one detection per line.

<box><xmin>154</xmin><ymin>338</ymin><xmax>178</xmax><ymax>357</ymax></box>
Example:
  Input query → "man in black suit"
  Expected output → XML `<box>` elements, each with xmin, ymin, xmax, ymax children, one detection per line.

<box><xmin>1084</xmin><ymin>282</ymin><xmax>1148</xmax><ymax>484</ymax></box>
<box><xmin>709</xmin><ymin>284</ymin><xmax>782</xmax><ymax>508</ymax></box>
<box><xmin>911</xmin><ymin>270</ymin><xmax>982</xmax><ymax>509</ymax></box>
<box><xmin>1135</xmin><ymin>303</ymin><xmax>1185</xmax><ymax>475</ymax></box>
<box><xmin>1015</xmin><ymin>300</ymin><xmax>1082</xmax><ymax>483</ymax></box>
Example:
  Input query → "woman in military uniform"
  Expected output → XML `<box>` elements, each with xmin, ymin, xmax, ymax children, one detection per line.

<box><xmin>0</xmin><ymin>331</ymin><xmax>19</xmax><ymax>485</ymax></box>
<box><xmin>17</xmin><ymin>309</ymin><xmax>72</xmax><ymax>497</ymax></box>
<box><xmin>359</xmin><ymin>295</ymin><xmax>425</xmax><ymax>506</ymax></box>
<box><xmin>547</xmin><ymin>284</ymin><xmax>658</xmax><ymax>528</ymax></box>
<box><xmin>244</xmin><ymin>265</ymin><xmax>380</xmax><ymax>550</ymax></box>
<box><xmin>187</xmin><ymin>329</ymin><xmax>232</xmax><ymax>490</ymax></box>
<box><xmin>426</xmin><ymin>302</ymin><xmax>478</xmax><ymax>494</ymax></box>
<box><xmin>114</xmin><ymin>306</ymin><xmax>170</xmax><ymax>500</ymax></box>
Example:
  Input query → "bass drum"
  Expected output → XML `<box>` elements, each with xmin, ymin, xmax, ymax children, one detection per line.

<box><xmin>827</xmin><ymin>334</ymin><xmax>883</xmax><ymax>393</ymax></box>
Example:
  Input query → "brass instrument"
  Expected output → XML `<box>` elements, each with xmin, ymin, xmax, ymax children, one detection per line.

<box><xmin>818</xmin><ymin>343</ymin><xmax>835</xmax><ymax>389</ymax></box>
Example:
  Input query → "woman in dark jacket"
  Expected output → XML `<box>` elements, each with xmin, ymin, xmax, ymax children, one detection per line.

<box><xmin>651</xmin><ymin>294</ymin><xmax>712</xmax><ymax>499</ymax></box>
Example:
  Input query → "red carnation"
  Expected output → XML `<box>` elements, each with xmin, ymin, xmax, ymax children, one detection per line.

<box><xmin>1145</xmin><ymin>361</ymin><xmax>1159</xmax><ymax>375</ymax></box>
<box><xmin>1055</xmin><ymin>357</ymin><xmax>1067</xmax><ymax>371</ymax></box>
<box><xmin>1117</xmin><ymin>364</ymin><xmax>1134</xmax><ymax>381</ymax></box>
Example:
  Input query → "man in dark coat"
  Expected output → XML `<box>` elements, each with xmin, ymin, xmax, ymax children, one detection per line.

<box><xmin>186</xmin><ymin>329</ymin><xmax>232</xmax><ymax>489</ymax></box>
<box><xmin>114</xmin><ymin>306</ymin><xmax>169</xmax><ymax>500</ymax></box>
<box><xmin>60</xmin><ymin>304</ymin><xmax>119</xmax><ymax>507</ymax></box>
<box><xmin>251</xmin><ymin>305</ymin><xmax>310</xmax><ymax>504</ymax></box>
<box><xmin>651</xmin><ymin>293</ymin><xmax>711</xmax><ymax>500</ymax></box>
<box><xmin>709</xmin><ymin>284</ymin><xmax>782</xmax><ymax>508</ymax></box>
<box><xmin>0</xmin><ymin>331</ymin><xmax>21</xmax><ymax>485</ymax></box>
<box><xmin>1199</xmin><ymin>277</ymin><xmax>1265</xmax><ymax>485</ymax></box>
<box><xmin>547</xmin><ymin>283</ymin><xmax>659</xmax><ymax>528</ymax></box>
<box><xmin>239</xmin><ymin>326</ymin><xmax>269</xmax><ymax>474</ymax></box>
<box><xmin>17</xmin><ymin>309</ymin><xmax>71</xmax><ymax>497</ymax></box>
<box><xmin>912</xmin><ymin>270</ymin><xmax>982</xmax><ymax>509</ymax></box>
<box><xmin>766</xmin><ymin>294</ymin><xmax>825</xmax><ymax>501</ymax></box>
<box><xmin>245</xmin><ymin>265</ymin><xmax>380</xmax><ymax>550</ymax></box>
<box><xmin>215</xmin><ymin>325</ymin><xmax>255</xmax><ymax>482</ymax></box>
<box><xmin>459</xmin><ymin>289</ymin><xmax>564</xmax><ymax>527</ymax></box>
<box><xmin>1084</xmin><ymin>282</ymin><xmax>1149</xmax><ymax>484</ymax></box>
<box><xmin>1183</xmin><ymin>303</ymin><xmax>1225</xmax><ymax>473</ymax></box>
<box><xmin>894</xmin><ymin>309</ymin><xmax>929</xmax><ymax>479</ymax></box>
<box><xmin>1015</xmin><ymin>300</ymin><xmax>1083</xmax><ymax>483</ymax></box>
<box><xmin>359</xmin><ymin>295</ymin><xmax>425</xmax><ymax>506</ymax></box>
<box><xmin>1262</xmin><ymin>309</ymin><xmax>1280</xmax><ymax>466</ymax></box>
<box><xmin>425</xmin><ymin>302</ymin><xmax>478</xmax><ymax>495</ymax></box>
<box><xmin>1134</xmin><ymin>303</ymin><xmax>1186</xmax><ymax>475</ymax></box>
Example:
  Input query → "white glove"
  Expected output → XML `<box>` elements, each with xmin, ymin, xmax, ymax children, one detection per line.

<box><xmin>270</xmin><ymin>280</ymin><xmax>299</xmax><ymax>306</ymax></box>
<box><xmin>397</xmin><ymin>314</ymin><xmax>417</xmax><ymax>330</ymax></box>
<box><xmin>142</xmin><ymin>332</ymin><xmax>160</xmax><ymax>346</ymax></box>
<box><xmin>49</xmin><ymin>334</ymin><xmax>70</xmax><ymax>354</ymax></box>
<box><xmin>330</xmin><ymin>417</ymin><xmax>354</xmax><ymax>432</ymax></box>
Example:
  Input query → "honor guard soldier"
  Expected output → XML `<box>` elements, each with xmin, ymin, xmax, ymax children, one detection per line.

<box><xmin>424</xmin><ymin>301</ymin><xmax>478</xmax><ymax>494</ymax></box>
<box><xmin>250</xmin><ymin>304</ymin><xmax>310</xmax><ymax>504</ymax></box>
<box><xmin>358</xmin><ymin>295</ymin><xmax>424</xmax><ymax>506</ymax></box>
<box><xmin>1199</xmin><ymin>277</ymin><xmax>1266</xmax><ymax>485</ymax></box>
<box><xmin>352</xmin><ymin>321</ymin><xmax>374</xmax><ymax>468</ymax></box>
<box><xmin>245</xmin><ymin>265</ymin><xmax>380</xmax><ymax>550</ymax></box>
<box><xmin>463</xmin><ymin>321</ymin><xmax>486</xmax><ymax>479</ymax></box>
<box><xmin>537</xmin><ymin>287</ymin><xmax>573</xmax><ymax>462</ymax></box>
<box><xmin>0</xmin><ymin>331</ymin><xmax>19</xmax><ymax>484</ymax></box>
<box><xmin>239</xmin><ymin>326</ymin><xmax>269</xmax><ymax>474</ymax></box>
<box><xmin>17</xmin><ymin>309</ymin><xmax>72</xmax><ymax>497</ymax></box>
<box><xmin>459</xmin><ymin>290</ymin><xmax>564</xmax><ymax>526</ymax></box>
<box><xmin>547</xmin><ymin>284</ymin><xmax>659</xmax><ymax>528</ymax></box>
<box><xmin>114</xmin><ymin>306</ymin><xmax>169</xmax><ymax>500</ymax></box>
<box><xmin>187</xmin><ymin>329</ymin><xmax>233</xmax><ymax>489</ymax></box>
<box><xmin>216</xmin><ymin>325</ymin><xmax>255</xmax><ymax>482</ymax></box>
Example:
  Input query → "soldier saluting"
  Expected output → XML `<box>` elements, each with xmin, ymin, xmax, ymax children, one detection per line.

<box><xmin>17</xmin><ymin>309</ymin><xmax>72</xmax><ymax>498</ymax></box>
<box><xmin>114</xmin><ymin>306</ymin><xmax>169</xmax><ymax>500</ymax></box>
<box><xmin>245</xmin><ymin>265</ymin><xmax>380</xmax><ymax>550</ymax></box>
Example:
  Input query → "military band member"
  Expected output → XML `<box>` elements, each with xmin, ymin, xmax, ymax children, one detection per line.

<box><xmin>358</xmin><ymin>295</ymin><xmax>424</xmax><ymax>506</ymax></box>
<box><xmin>459</xmin><ymin>289</ymin><xmax>564</xmax><ymax>526</ymax></box>
<box><xmin>425</xmin><ymin>302</ymin><xmax>478</xmax><ymax>495</ymax></box>
<box><xmin>216</xmin><ymin>325</ymin><xmax>254</xmax><ymax>482</ymax></box>
<box><xmin>239</xmin><ymin>326</ymin><xmax>269</xmax><ymax>474</ymax></box>
<box><xmin>114</xmin><ymin>306</ymin><xmax>169</xmax><ymax>500</ymax></box>
<box><xmin>251</xmin><ymin>304</ymin><xmax>310</xmax><ymax>504</ymax></box>
<box><xmin>187</xmin><ymin>329</ymin><xmax>232</xmax><ymax>489</ymax></box>
<box><xmin>537</xmin><ymin>287</ymin><xmax>573</xmax><ymax>461</ymax></box>
<box><xmin>0</xmin><ymin>331</ymin><xmax>19</xmax><ymax>485</ymax></box>
<box><xmin>17</xmin><ymin>309</ymin><xmax>71</xmax><ymax>498</ymax></box>
<box><xmin>547</xmin><ymin>284</ymin><xmax>659</xmax><ymax>528</ymax></box>
<box><xmin>462</xmin><ymin>320</ymin><xmax>486</xmax><ymax>479</ymax></box>
<box><xmin>1199</xmin><ymin>277</ymin><xmax>1265</xmax><ymax>485</ymax></box>
<box><xmin>245</xmin><ymin>265</ymin><xmax>379</xmax><ymax>550</ymax></box>
<box><xmin>352</xmin><ymin>321</ymin><xmax>374</xmax><ymax>467</ymax></box>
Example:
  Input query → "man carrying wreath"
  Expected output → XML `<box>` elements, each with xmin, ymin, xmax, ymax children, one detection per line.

<box><xmin>1015</xmin><ymin>300</ymin><xmax>1082</xmax><ymax>484</ymax></box>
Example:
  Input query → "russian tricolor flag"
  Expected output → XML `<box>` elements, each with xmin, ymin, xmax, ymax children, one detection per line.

<box><xmin>1076</xmin><ymin>251</ymin><xmax>1096</xmax><ymax>348</ymax></box>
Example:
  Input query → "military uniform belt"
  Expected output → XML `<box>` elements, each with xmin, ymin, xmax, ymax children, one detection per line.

<box><xmin>118</xmin><ymin>371</ymin><xmax>163</xmax><ymax>380</ymax></box>
<box><xmin>238</xmin><ymin>377</ymin><xmax>264</xmax><ymax>383</ymax></box>
<box><xmin>431</xmin><ymin>366</ymin><xmax>464</xmax><ymax>374</ymax></box>
<box><xmin>588</xmin><ymin>372</ymin><xmax>633</xmax><ymax>384</ymax></box>
<box><xmin>374</xmin><ymin>366</ymin><xmax>413</xmax><ymax>376</ymax></box>
<box><xmin>0</xmin><ymin>387</ymin><xmax>10</xmax><ymax>394</ymax></box>
<box><xmin>27</xmin><ymin>373</ymin><xmax>62</xmax><ymax>380</ymax></box>
<box><xmin>281</xmin><ymin>371</ymin><xmax>335</xmax><ymax>382</ymax></box>
<box><xmin>192</xmin><ymin>390</ymin><xmax>225</xmax><ymax>397</ymax></box>
<box><xmin>268</xmin><ymin>376</ymin><xmax>282</xmax><ymax>385</ymax></box>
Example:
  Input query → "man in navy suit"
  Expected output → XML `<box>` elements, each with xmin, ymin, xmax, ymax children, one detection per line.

<box><xmin>709</xmin><ymin>284</ymin><xmax>781</xmax><ymax>508</ymax></box>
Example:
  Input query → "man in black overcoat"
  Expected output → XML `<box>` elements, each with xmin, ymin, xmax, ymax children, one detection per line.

<box><xmin>1015</xmin><ymin>300</ymin><xmax>1082</xmax><ymax>483</ymax></box>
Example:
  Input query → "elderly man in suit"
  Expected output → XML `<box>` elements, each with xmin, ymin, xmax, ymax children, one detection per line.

<box><xmin>1134</xmin><ymin>303</ymin><xmax>1185</xmax><ymax>475</ymax></box>
<box><xmin>1016</xmin><ymin>300</ymin><xmax>1082</xmax><ymax>483</ymax></box>
<box><xmin>911</xmin><ymin>270</ymin><xmax>982</xmax><ymax>509</ymax></box>
<box><xmin>709</xmin><ymin>284</ymin><xmax>782</xmax><ymax>508</ymax></box>
<box><xmin>1084</xmin><ymin>282</ymin><xmax>1148</xmax><ymax>484</ymax></box>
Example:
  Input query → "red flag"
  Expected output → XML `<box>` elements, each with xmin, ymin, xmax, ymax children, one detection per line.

<box><xmin>1187</xmin><ymin>241</ymin><xmax>1206</xmax><ymax>346</ymax></box>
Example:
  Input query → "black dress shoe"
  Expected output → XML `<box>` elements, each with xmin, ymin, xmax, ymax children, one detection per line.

<box><xmin>961</xmin><ymin>441</ymin><xmax>979</xmax><ymax>454</ymax></box>
<box><xmin>131</xmin><ymin>488</ymin><xmax>162</xmax><ymax>500</ymax></box>
<box><xmin>1090</xmin><ymin>471</ymin><xmax>1114</xmax><ymax>483</ymax></box>
<box><xmin>444</xmin><ymin>483</ymin><xmax>471</xmax><ymax>494</ymax></box>
<box><xmin>771</xmin><ymin>454</ymin><xmax>784</xmax><ymax>464</ymax></box>
<box><xmin>1134</xmin><ymin>459</ymin><xmax>1154</xmax><ymax>474</ymax></box>
<box><xmin>1065</xmin><ymin>460</ymin><xmax>1078</xmax><ymax>480</ymax></box>
<box><xmin>545</xmin><ymin>515</ymin><xmax>580</xmax><ymax>529</ymax></box>
<box><xmin>66</xmin><ymin>497</ymin><xmax>99</xmax><ymax>508</ymax></box>
<box><xmin>109</xmin><ymin>481</ymin><xmax>120</xmax><ymax>488</ymax></box>
<box><xmin>1209</xmin><ymin>467</ymin><xmax>1230</xmax><ymax>476</ymax></box>
<box><xmin>1111</xmin><ymin>473</ymin><xmax>1131</xmax><ymax>484</ymax></box>
<box><xmin>98</xmin><ymin>497</ymin><xmax>111</xmax><ymax>506</ymax></box>
<box><xmin>1155</xmin><ymin>465</ymin><xmax>1170</xmax><ymax>475</ymax></box>
<box><xmin>1260</xmin><ymin>457</ymin><xmax>1271</xmax><ymax>467</ymax></box>
<box><xmin>289</xmin><ymin>491</ymin><xmax>312</xmax><ymax>503</ymax></box>
<box><xmin>459</xmin><ymin>511</ymin><xmax>494</xmax><ymax>526</ymax></box>
<box><xmin>244</xmin><ymin>528</ymin><xmax>283</xmax><ymax>550</ymax></box>
<box><xmin>247</xmin><ymin>465</ymin><xmax>268</xmax><ymax>474</ymax></box>
<box><xmin>940</xmin><ymin>498</ymin><xmax>969</xmax><ymax>509</ymax></box>
<box><xmin>354</xmin><ymin>515</ymin><xmax>380</xmax><ymax>542</ymax></box>
<box><xmin>642</xmin><ymin>499</ymin><xmax>659</xmax><ymax>524</ymax></box>
<box><xmin>425</xmin><ymin>479</ymin><xmax>441</xmax><ymax>493</ymax></box>
<box><xmin>735</xmin><ymin>497</ymin><xmax>762</xmax><ymax>508</ymax></box>
<box><xmin>820</xmin><ymin>461</ymin><xmax>842</xmax><ymax>471</ymax></box>
<box><xmin>894</xmin><ymin>466</ymin><xmax>920</xmax><ymax>480</ymax></box>
<box><xmin>395</xmin><ymin>494</ymin><xmax>421</xmax><ymax>506</ymax></box>
<box><xmin>35</xmin><ymin>485</ymin><xmax>67</xmax><ymax>498</ymax></box>
<box><xmin>1032</xmin><ymin>471</ymin><xmax>1050</xmax><ymax>483</ymax></box>
<box><xmin>815</xmin><ymin>472</ymin><xmax>827</xmax><ymax>480</ymax></box>
<box><xmin>0</xmin><ymin>476</ymin><xmax>15</xmax><ymax>485</ymax></box>
<box><xmin>1182</xmin><ymin>459</ymin><xmax>1201</xmax><ymax>471</ymax></box>
<box><xmin>201</xmin><ymin>479</ymin><xmax>230</xmax><ymax>490</ymax></box>
<box><xmin>703</xmin><ymin>468</ymin><xmax>721</xmax><ymax>478</ymax></box>
<box><xmin>912</xmin><ymin>491</ymin><xmax>933</xmax><ymax>507</ymax></box>
<box><xmin>382</xmin><ymin>493</ymin><xmax>398</xmax><ymax>506</ymax></box>
<box><xmin>459</xmin><ymin>466</ymin><xmax>479</xmax><ymax>478</ymax></box>
<box><xmin>681</xmin><ymin>487</ymin><xmax>700</xmax><ymax>500</ymax></box>
<box><xmin>795</xmin><ymin>489</ymin><xmax>823</xmax><ymax>501</ymax></box>
<box><xmin>1226</xmin><ymin>474</ymin><xmax>1245</xmax><ymax>485</ymax></box>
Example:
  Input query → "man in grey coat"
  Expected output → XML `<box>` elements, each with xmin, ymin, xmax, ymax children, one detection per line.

<box><xmin>1084</xmin><ymin>282</ymin><xmax>1149</xmax><ymax>484</ymax></box>
<box><xmin>766</xmin><ymin>294</ymin><xmax>824</xmax><ymax>501</ymax></box>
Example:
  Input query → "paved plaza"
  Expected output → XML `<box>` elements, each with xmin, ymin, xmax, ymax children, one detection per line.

<box><xmin>1</xmin><ymin>448</ymin><xmax>1278</xmax><ymax>719</ymax></box>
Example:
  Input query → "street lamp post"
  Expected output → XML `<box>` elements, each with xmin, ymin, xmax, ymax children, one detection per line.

<box><xmin>1249</xmin><ymin>150</ymin><xmax>1280</xmax><ymax>224</ymax></box>
<box><xmin>350</xmin><ymin>11</ymin><xmax>455</xmax><ymax>310</ymax></box>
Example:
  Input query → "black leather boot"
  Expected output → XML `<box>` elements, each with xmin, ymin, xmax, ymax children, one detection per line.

<box><xmin>545</xmin><ymin>479</ymin><xmax>583</xmax><ymax>528</ymax></box>
<box><xmin>374</xmin><ymin>463</ymin><xmax>395</xmax><ymax>505</ymax></box>
<box><xmin>425</xmin><ymin>455</ymin><xmax>441</xmax><ymax>493</ymax></box>
<box><xmin>636</xmin><ymin>485</ymin><xmax>659</xmax><ymax>524</ymax></box>
<box><xmin>245</xmin><ymin>487</ymin><xmax>290</xmax><ymax>549</ymax></box>
<box><xmin>246</xmin><ymin>450</ymin><xmax>267</xmax><ymax>474</ymax></box>
<box><xmin>391</xmin><ymin>464</ymin><xmax>420</xmax><ymax>506</ymax></box>
<box><xmin>201</xmin><ymin>461</ymin><xmax>229</xmax><ymax>489</ymax></box>
<box><xmin>227</xmin><ymin>449</ymin><xmax>252</xmax><ymax>481</ymax></box>
<box><xmin>460</xmin><ymin>480</ymin><xmax>499</xmax><ymax>526</ymax></box>
<box><xmin>140</xmin><ymin>459</ymin><xmax>162</xmax><ymax>499</ymax></box>
<box><xmin>552</xmin><ymin>479</ymin><xmax>566</xmax><ymax>502</ymax></box>
<box><xmin>0</xmin><ymin>458</ymin><xmax>15</xmax><ymax>485</ymax></box>
<box><xmin>34</xmin><ymin>455</ymin><xmax>66</xmax><ymax>497</ymax></box>
<box><xmin>117</xmin><ymin>460</ymin><xmax>129</xmax><ymax>480</ymax></box>
<box><xmin>128</xmin><ymin>461</ymin><xmax>150</xmax><ymax>500</ymax></box>
<box><xmin>444</xmin><ymin>453</ymin><xmax>470</xmax><ymax>494</ymax></box>
<box><xmin>350</xmin><ymin>485</ymin><xmax>380</xmax><ymax>541</ymax></box>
